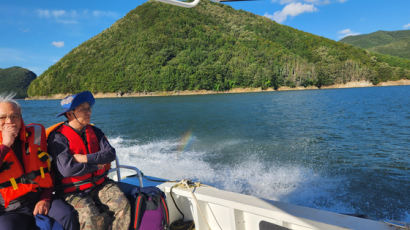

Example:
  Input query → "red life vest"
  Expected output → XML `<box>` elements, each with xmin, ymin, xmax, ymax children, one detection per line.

<box><xmin>0</xmin><ymin>123</ymin><xmax>53</xmax><ymax>208</ymax></box>
<box><xmin>55</xmin><ymin>124</ymin><xmax>110</xmax><ymax>193</ymax></box>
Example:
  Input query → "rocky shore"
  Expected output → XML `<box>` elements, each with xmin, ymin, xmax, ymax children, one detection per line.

<box><xmin>27</xmin><ymin>79</ymin><xmax>410</xmax><ymax>100</ymax></box>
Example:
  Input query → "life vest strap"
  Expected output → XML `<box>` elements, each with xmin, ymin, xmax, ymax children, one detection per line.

<box><xmin>59</xmin><ymin>170</ymin><xmax>108</xmax><ymax>191</ymax></box>
<box><xmin>10</xmin><ymin>178</ymin><xmax>18</xmax><ymax>190</ymax></box>
<box><xmin>0</xmin><ymin>167</ymin><xmax>50</xmax><ymax>189</ymax></box>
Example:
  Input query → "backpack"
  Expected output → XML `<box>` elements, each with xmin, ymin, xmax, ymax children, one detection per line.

<box><xmin>118</xmin><ymin>183</ymin><xmax>170</xmax><ymax>230</ymax></box>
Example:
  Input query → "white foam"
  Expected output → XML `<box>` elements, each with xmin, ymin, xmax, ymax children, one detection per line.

<box><xmin>110</xmin><ymin>137</ymin><xmax>216</xmax><ymax>182</ymax></box>
<box><xmin>109</xmin><ymin>136</ymin><xmax>355</xmax><ymax>214</ymax></box>
<box><xmin>213</xmin><ymin>158</ymin><xmax>355</xmax><ymax>214</ymax></box>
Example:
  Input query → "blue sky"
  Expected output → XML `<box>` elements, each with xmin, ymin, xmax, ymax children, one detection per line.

<box><xmin>1</xmin><ymin>0</ymin><xmax>409</xmax><ymax>76</ymax></box>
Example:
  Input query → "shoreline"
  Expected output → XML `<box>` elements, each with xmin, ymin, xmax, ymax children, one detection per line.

<box><xmin>27</xmin><ymin>79</ymin><xmax>410</xmax><ymax>100</ymax></box>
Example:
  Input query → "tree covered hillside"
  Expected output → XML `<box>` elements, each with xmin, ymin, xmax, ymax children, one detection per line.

<box><xmin>28</xmin><ymin>0</ymin><xmax>410</xmax><ymax>96</ymax></box>
<box><xmin>340</xmin><ymin>30</ymin><xmax>410</xmax><ymax>59</ymax></box>
<box><xmin>1</xmin><ymin>67</ymin><xmax>36</xmax><ymax>98</ymax></box>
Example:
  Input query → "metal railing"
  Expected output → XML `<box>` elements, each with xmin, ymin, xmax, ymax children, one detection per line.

<box><xmin>109</xmin><ymin>156</ymin><xmax>144</xmax><ymax>187</ymax></box>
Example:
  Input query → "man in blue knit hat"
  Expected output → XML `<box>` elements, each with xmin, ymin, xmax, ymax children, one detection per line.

<box><xmin>47</xmin><ymin>91</ymin><xmax>130</xmax><ymax>230</ymax></box>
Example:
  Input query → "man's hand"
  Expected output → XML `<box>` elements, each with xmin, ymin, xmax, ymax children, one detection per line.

<box><xmin>33</xmin><ymin>200</ymin><xmax>50</xmax><ymax>216</ymax></box>
<box><xmin>1</xmin><ymin>124</ymin><xmax>19</xmax><ymax>147</ymax></box>
<box><xmin>73</xmin><ymin>154</ymin><xmax>87</xmax><ymax>163</ymax></box>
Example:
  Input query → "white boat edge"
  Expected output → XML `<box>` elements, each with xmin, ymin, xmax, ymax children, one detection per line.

<box><xmin>111</xmin><ymin>160</ymin><xmax>407</xmax><ymax>230</ymax></box>
<box><xmin>156</xmin><ymin>181</ymin><xmax>400</xmax><ymax>230</ymax></box>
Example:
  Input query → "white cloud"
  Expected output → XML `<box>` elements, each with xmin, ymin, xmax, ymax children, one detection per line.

<box><xmin>264</xmin><ymin>13</ymin><xmax>276</xmax><ymax>21</ymax></box>
<box><xmin>51</xmin><ymin>41</ymin><xmax>65</xmax><ymax>48</ymax></box>
<box><xmin>338</xmin><ymin>28</ymin><xmax>360</xmax><ymax>39</ymax></box>
<box><xmin>36</xmin><ymin>9</ymin><xmax>50</xmax><ymax>18</ymax></box>
<box><xmin>267</xmin><ymin>0</ymin><xmax>346</xmax><ymax>22</ymax></box>
<box><xmin>52</xmin><ymin>10</ymin><xmax>66</xmax><ymax>18</ymax></box>
<box><xmin>404</xmin><ymin>23</ymin><xmax>410</xmax><ymax>29</ymax></box>
<box><xmin>92</xmin><ymin>10</ymin><xmax>118</xmax><ymax>18</ymax></box>
<box><xmin>265</xmin><ymin>3</ymin><xmax>318</xmax><ymax>23</ymax></box>
<box><xmin>37</xmin><ymin>9</ymin><xmax>64</xmax><ymax>18</ymax></box>
<box><xmin>36</xmin><ymin>9</ymin><xmax>118</xmax><ymax>24</ymax></box>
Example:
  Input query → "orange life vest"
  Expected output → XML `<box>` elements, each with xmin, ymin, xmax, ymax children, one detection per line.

<box><xmin>0</xmin><ymin>123</ymin><xmax>53</xmax><ymax>208</ymax></box>
<box><xmin>52</xmin><ymin>124</ymin><xmax>110</xmax><ymax>193</ymax></box>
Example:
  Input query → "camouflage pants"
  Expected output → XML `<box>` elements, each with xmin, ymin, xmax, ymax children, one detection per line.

<box><xmin>64</xmin><ymin>180</ymin><xmax>131</xmax><ymax>230</ymax></box>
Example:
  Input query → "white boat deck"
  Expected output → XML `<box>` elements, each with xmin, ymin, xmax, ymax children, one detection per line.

<box><xmin>118</xmin><ymin>174</ymin><xmax>401</xmax><ymax>230</ymax></box>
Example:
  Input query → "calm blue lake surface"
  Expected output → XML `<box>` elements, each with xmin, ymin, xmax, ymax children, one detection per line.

<box><xmin>20</xmin><ymin>86</ymin><xmax>410</xmax><ymax>221</ymax></box>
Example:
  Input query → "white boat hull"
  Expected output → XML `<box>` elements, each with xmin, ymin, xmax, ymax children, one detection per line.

<box><xmin>111</xmin><ymin>161</ymin><xmax>403</xmax><ymax>230</ymax></box>
<box><xmin>157</xmin><ymin>181</ymin><xmax>396</xmax><ymax>230</ymax></box>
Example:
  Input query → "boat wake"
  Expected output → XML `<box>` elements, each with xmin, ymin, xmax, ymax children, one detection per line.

<box><xmin>109</xmin><ymin>137</ymin><xmax>359</xmax><ymax>215</ymax></box>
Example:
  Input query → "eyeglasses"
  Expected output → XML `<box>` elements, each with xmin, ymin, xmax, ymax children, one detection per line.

<box><xmin>75</xmin><ymin>107</ymin><xmax>92</xmax><ymax>113</ymax></box>
<box><xmin>0</xmin><ymin>114</ymin><xmax>21</xmax><ymax>122</ymax></box>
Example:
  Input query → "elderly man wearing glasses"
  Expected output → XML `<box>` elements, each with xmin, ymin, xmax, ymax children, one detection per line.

<box><xmin>0</xmin><ymin>93</ymin><xmax>79</xmax><ymax>230</ymax></box>
<box><xmin>47</xmin><ymin>91</ymin><xmax>130</xmax><ymax>230</ymax></box>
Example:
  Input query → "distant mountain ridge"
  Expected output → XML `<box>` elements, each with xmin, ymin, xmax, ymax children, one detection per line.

<box><xmin>340</xmin><ymin>30</ymin><xmax>410</xmax><ymax>59</ymax></box>
<box><xmin>28</xmin><ymin>0</ymin><xmax>410</xmax><ymax>96</ymax></box>
<box><xmin>0</xmin><ymin>66</ymin><xmax>36</xmax><ymax>98</ymax></box>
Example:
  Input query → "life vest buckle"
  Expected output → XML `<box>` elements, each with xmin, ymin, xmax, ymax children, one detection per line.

<box><xmin>38</xmin><ymin>152</ymin><xmax>49</xmax><ymax>162</ymax></box>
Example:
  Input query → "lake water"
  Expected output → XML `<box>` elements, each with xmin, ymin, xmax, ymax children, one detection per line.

<box><xmin>19</xmin><ymin>86</ymin><xmax>410</xmax><ymax>222</ymax></box>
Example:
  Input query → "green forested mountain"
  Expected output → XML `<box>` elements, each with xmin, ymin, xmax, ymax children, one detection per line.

<box><xmin>28</xmin><ymin>0</ymin><xmax>410</xmax><ymax>96</ymax></box>
<box><xmin>340</xmin><ymin>30</ymin><xmax>410</xmax><ymax>59</ymax></box>
<box><xmin>0</xmin><ymin>67</ymin><xmax>37</xmax><ymax>98</ymax></box>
